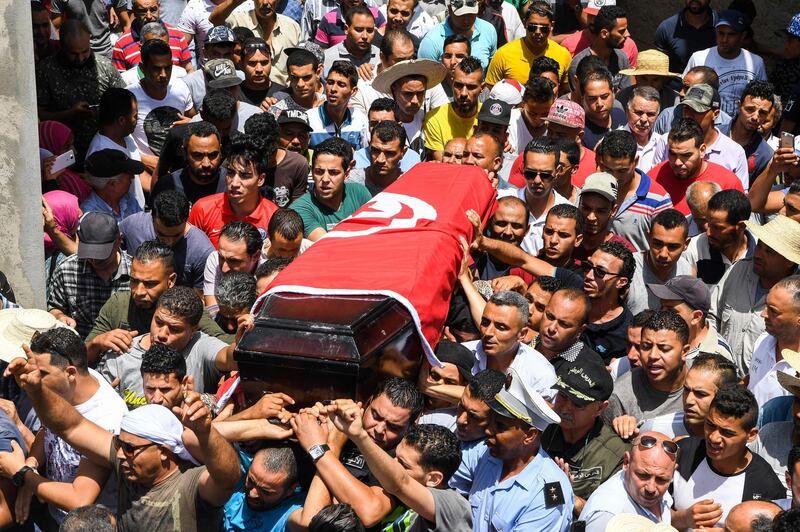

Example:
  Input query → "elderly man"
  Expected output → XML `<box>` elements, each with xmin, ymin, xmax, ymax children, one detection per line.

<box><xmin>710</xmin><ymin>216</ymin><xmax>800</xmax><ymax>375</ymax></box>
<box><xmin>543</xmin><ymin>356</ymin><xmax>627</xmax><ymax>518</ymax></box>
<box><xmin>616</xmin><ymin>49</ymin><xmax>682</xmax><ymax>110</ymax></box>
<box><xmin>4</xmin><ymin>339</ymin><xmax>241</xmax><ymax>530</ymax></box>
<box><xmin>686</xmin><ymin>180</ymin><xmax>721</xmax><ymax>237</ymax></box>
<box><xmin>450</xmin><ymin>368</ymin><xmax>574</xmax><ymax>531</ymax></box>
<box><xmin>724</xmin><ymin>500</ymin><xmax>782</xmax><ymax>531</ymax></box>
<box><xmin>81</xmin><ymin>149</ymin><xmax>145</xmax><ymax>223</ymax></box>
<box><xmin>112</xmin><ymin>0</ymin><xmax>192</xmax><ymax>72</ymax></box>
<box><xmin>621</xmin><ymin>86</ymin><xmax>664</xmax><ymax>173</ymax></box>
<box><xmin>48</xmin><ymin>212</ymin><xmax>132</xmax><ymax>338</ymax></box>
<box><xmin>578</xmin><ymin>431</ymin><xmax>678</xmax><ymax>531</ymax></box>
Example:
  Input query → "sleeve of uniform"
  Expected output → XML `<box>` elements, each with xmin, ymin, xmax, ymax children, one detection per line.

<box><xmin>448</xmin><ymin>442</ymin><xmax>485</xmax><ymax>495</ymax></box>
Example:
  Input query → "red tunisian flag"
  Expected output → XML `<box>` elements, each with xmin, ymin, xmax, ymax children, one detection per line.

<box><xmin>255</xmin><ymin>163</ymin><xmax>497</xmax><ymax>366</ymax></box>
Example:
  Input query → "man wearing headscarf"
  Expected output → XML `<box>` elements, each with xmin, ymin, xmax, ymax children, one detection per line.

<box><xmin>3</xmin><ymin>344</ymin><xmax>240</xmax><ymax>531</ymax></box>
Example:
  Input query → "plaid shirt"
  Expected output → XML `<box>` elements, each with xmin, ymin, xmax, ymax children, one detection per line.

<box><xmin>47</xmin><ymin>253</ymin><xmax>132</xmax><ymax>338</ymax></box>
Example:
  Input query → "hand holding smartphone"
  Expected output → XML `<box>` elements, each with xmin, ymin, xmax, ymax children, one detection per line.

<box><xmin>50</xmin><ymin>149</ymin><xmax>76</xmax><ymax>173</ymax></box>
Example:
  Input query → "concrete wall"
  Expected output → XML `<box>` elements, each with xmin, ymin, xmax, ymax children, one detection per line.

<box><xmin>0</xmin><ymin>0</ymin><xmax>46</xmax><ymax>308</ymax></box>
<box><xmin>621</xmin><ymin>0</ymin><xmax>791</xmax><ymax>62</ymax></box>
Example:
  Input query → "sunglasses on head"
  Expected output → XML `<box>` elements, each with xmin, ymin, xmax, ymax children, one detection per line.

<box><xmin>526</xmin><ymin>23</ymin><xmax>550</xmax><ymax>34</ymax></box>
<box><xmin>636</xmin><ymin>435</ymin><xmax>678</xmax><ymax>458</ymax></box>
<box><xmin>244</xmin><ymin>42</ymin><xmax>271</xmax><ymax>55</ymax></box>
<box><xmin>451</xmin><ymin>0</ymin><xmax>477</xmax><ymax>9</ymax></box>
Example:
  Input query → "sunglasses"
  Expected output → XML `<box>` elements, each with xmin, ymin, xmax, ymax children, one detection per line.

<box><xmin>636</xmin><ymin>435</ymin><xmax>678</xmax><ymax>458</ymax></box>
<box><xmin>113</xmin><ymin>435</ymin><xmax>158</xmax><ymax>457</ymax></box>
<box><xmin>526</xmin><ymin>23</ymin><xmax>551</xmax><ymax>34</ymax></box>
<box><xmin>523</xmin><ymin>169</ymin><xmax>555</xmax><ymax>182</ymax></box>
<box><xmin>451</xmin><ymin>0</ymin><xmax>477</xmax><ymax>8</ymax></box>
<box><xmin>244</xmin><ymin>42</ymin><xmax>271</xmax><ymax>56</ymax></box>
<box><xmin>581</xmin><ymin>261</ymin><xmax>623</xmax><ymax>279</ymax></box>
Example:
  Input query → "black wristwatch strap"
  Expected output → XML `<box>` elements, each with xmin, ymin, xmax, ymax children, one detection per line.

<box><xmin>12</xmin><ymin>465</ymin><xmax>35</xmax><ymax>487</ymax></box>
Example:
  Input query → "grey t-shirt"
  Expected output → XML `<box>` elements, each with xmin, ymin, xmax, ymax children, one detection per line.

<box><xmin>603</xmin><ymin>367</ymin><xmax>683</xmax><ymax>424</ymax></box>
<box><xmin>98</xmin><ymin>332</ymin><xmax>227</xmax><ymax>408</ymax></box>
<box><xmin>120</xmin><ymin>212</ymin><xmax>215</xmax><ymax>290</ymax></box>
<box><xmin>627</xmin><ymin>252</ymin><xmax>692</xmax><ymax>316</ymax></box>
<box><xmin>385</xmin><ymin>488</ymin><xmax>472</xmax><ymax>531</ymax></box>
<box><xmin>52</xmin><ymin>0</ymin><xmax>127</xmax><ymax>57</ymax></box>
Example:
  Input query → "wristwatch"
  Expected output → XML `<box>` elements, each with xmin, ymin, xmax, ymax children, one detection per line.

<box><xmin>12</xmin><ymin>465</ymin><xmax>35</xmax><ymax>487</ymax></box>
<box><xmin>308</xmin><ymin>444</ymin><xmax>330</xmax><ymax>463</ymax></box>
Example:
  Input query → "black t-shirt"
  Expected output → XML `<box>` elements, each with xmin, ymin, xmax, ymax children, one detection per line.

<box><xmin>261</xmin><ymin>149</ymin><xmax>309</xmax><ymax>207</ymax></box>
<box><xmin>553</xmin><ymin>0</ymin><xmax>582</xmax><ymax>35</ymax></box>
<box><xmin>479</xmin><ymin>8</ymin><xmax>508</xmax><ymax>48</ymax></box>
<box><xmin>238</xmin><ymin>82</ymin><xmax>288</xmax><ymax>108</ymax></box>
<box><xmin>582</xmin><ymin>107</ymin><xmax>627</xmax><ymax>150</ymax></box>
<box><xmin>151</xmin><ymin>169</ymin><xmax>225</xmax><ymax>205</ymax></box>
<box><xmin>581</xmin><ymin>307</ymin><xmax>632</xmax><ymax>364</ymax></box>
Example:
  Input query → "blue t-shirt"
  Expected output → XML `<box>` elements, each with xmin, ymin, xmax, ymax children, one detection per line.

<box><xmin>222</xmin><ymin>449</ymin><xmax>306</xmax><ymax>531</ymax></box>
<box><xmin>418</xmin><ymin>18</ymin><xmax>497</xmax><ymax>69</ymax></box>
<box><xmin>119</xmin><ymin>212</ymin><xmax>215</xmax><ymax>290</ymax></box>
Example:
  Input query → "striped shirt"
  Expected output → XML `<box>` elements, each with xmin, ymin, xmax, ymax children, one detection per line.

<box><xmin>313</xmin><ymin>6</ymin><xmax>385</xmax><ymax>48</ymax></box>
<box><xmin>610</xmin><ymin>169</ymin><xmax>673</xmax><ymax>251</ymax></box>
<box><xmin>308</xmin><ymin>105</ymin><xmax>370</xmax><ymax>152</ymax></box>
<box><xmin>112</xmin><ymin>23</ymin><xmax>191</xmax><ymax>71</ymax></box>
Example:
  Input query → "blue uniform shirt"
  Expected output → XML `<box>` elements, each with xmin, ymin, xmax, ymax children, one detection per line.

<box><xmin>449</xmin><ymin>440</ymin><xmax>574</xmax><ymax>532</ymax></box>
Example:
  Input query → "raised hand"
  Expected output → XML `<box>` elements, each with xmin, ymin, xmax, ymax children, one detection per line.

<box><xmin>327</xmin><ymin>399</ymin><xmax>365</xmax><ymax>439</ymax></box>
<box><xmin>4</xmin><ymin>347</ymin><xmax>43</xmax><ymax>392</ymax></box>
<box><xmin>173</xmin><ymin>392</ymin><xmax>213</xmax><ymax>435</ymax></box>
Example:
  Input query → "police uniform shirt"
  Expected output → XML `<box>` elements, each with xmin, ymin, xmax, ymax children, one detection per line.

<box><xmin>542</xmin><ymin>418</ymin><xmax>629</xmax><ymax>500</ymax></box>
<box><xmin>672</xmin><ymin>436</ymin><xmax>786</xmax><ymax>527</ymax></box>
<box><xmin>449</xmin><ymin>440</ymin><xmax>573</xmax><ymax>532</ymax></box>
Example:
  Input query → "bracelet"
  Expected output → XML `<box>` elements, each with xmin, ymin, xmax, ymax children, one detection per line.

<box><xmin>200</xmin><ymin>393</ymin><xmax>218</xmax><ymax>418</ymax></box>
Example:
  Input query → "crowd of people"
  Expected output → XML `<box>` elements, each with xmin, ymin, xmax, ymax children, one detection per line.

<box><xmin>6</xmin><ymin>0</ymin><xmax>800</xmax><ymax>529</ymax></box>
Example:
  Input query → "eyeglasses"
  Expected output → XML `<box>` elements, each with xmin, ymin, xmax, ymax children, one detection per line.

<box><xmin>526</xmin><ymin>23</ymin><xmax>551</xmax><ymax>34</ymax></box>
<box><xmin>113</xmin><ymin>435</ymin><xmax>158</xmax><ymax>458</ymax></box>
<box><xmin>635</xmin><ymin>435</ymin><xmax>678</xmax><ymax>458</ymax></box>
<box><xmin>523</xmin><ymin>169</ymin><xmax>555</xmax><ymax>182</ymax></box>
<box><xmin>451</xmin><ymin>0</ymin><xmax>477</xmax><ymax>9</ymax></box>
<box><xmin>581</xmin><ymin>261</ymin><xmax>623</xmax><ymax>279</ymax></box>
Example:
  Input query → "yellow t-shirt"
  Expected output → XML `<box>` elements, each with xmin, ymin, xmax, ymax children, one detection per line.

<box><xmin>485</xmin><ymin>38</ymin><xmax>572</xmax><ymax>87</ymax></box>
<box><xmin>423</xmin><ymin>103</ymin><xmax>482</xmax><ymax>152</ymax></box>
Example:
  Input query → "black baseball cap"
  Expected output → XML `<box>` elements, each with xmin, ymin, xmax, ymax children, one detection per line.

<box><xmin>85</xmin><ymin>149</ymin><xmax>145</xmax><ymax>178</ymax></box>
<box><xmin>647</xmin><ymin>275</ymin><xmax>711</xmax><ymax>313</ymax></box>
<box><xmin>76</xmin><ymin>212</ymin><xmax>119</xmax><ymax>260</ymax></box>
<box><xmin>477</xmin><ymin>99</ymin><xmax>512</xmax><ymax>127</ymax></box>
<box><xmin>433</xmin><ymin>340</ymin><xmax>474</xmax><ymax>382</ymax></box>
<box><xmin>554</xmin><ymin>360</ymin><xmax>613</xmax><ymax>406</ymax></box>
<box><xmin>277</xmin><ymin>109</ymin><xmax>312</xmax><ymax>132</ymax></box>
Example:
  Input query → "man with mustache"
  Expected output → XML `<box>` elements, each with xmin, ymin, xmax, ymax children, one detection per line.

<box><xmin>347</xmin><ymin>120</ymin><xmax>407</xmax><ymax>195</ymax></box>
<box><xmin>720</xmin><ymin>80</ymin><xmax>776</xmax><ymax>184</ymax></box>
<box><xmin>543</xmin><ymin>357</ymin><xmax>627</xmax><ymax>518</ymax></box>
<box><xmin>626</xmin><ymin>209</ymin><xmax>691</xmax><ymax>316</ymax></box>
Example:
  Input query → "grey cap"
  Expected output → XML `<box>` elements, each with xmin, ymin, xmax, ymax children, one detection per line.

<box><xmin>647</xmin><ymin>275</ymin><xmax>711</xmax><ymax>313</ymax></box>
<box><xmin>284</xmin><ymin>41</ymin><xmax>324</xmax><ymax>65</ymax></box>
<box><xmin>203</xmin><ymin>59</ymin><xmax>242</xmax><ymax>89</ymax></box>
<box><xmin>682</xmin><ymin>83</ymin><xmax>720</xmax><ymax>113</ymax></box>
<box><xmin>76</xmin><ymin>212</ymin><xmax>119</xmax><ymax>260</ymax></box>
<box><xmin>580</xmin><ymin>172</ymin><xmax>618</xmax><ymax>203</ymax></box>
<box><xmin>488</xmin><ymin>369</ymin><xmax>560</xmax><ymax>431</ymax></box>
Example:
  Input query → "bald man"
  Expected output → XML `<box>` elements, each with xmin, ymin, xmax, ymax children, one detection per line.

<box><xmin>579</xmin><ymin>431</ymin><xmax>678</xmax><ymax>531</ymax></box>
<box><xmin>441</xmin><ymin>138</ymin><xmax>467</xmax><ymax>164</ymax></box>
<box><xmin>724</xmin><ymin>500</ymin><xmax>781</xmax><ymax>532</ymax></box>
<box><xmin>686</xmin><ymin>180</ymin><xmax>721</xmax><ymax>237</ymax></box>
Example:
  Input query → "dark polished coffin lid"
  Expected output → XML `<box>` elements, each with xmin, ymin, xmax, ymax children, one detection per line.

<box><xmin>235</xmin><ymin>292</ymin><xmax>424</xmax><ymax>407</ymax></box>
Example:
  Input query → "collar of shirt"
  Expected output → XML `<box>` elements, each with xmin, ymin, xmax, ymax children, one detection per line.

<box><xmin>678</xmin><ymin>7</ymin><xmax>718</xmax><ymax>30</ymax></box>
<box><xmin>616</xmin><ymin>169</ymin><xmax>651</xmax><ymax>215</ymax></box>
<box><xmin>466</xmin><ymin>339</ymin><xmax>525</xmax><ymax>373</ymax></box>
<box><xmin>221</xmin><ymin>193</ymin><xmax>266</xmax><ymax>222</ymax></box>
<box><xmin>483</xmin><ymin>446</ymin><xmax>550</xmax><ymax>492</ymax></box>
<box><xmin>318</xmin><ymin>103</ymin><xmax>353</xmax><ymax>129</ymax></box>
<box><xmin>516</xmin><ymin>189</ymin><xmax>569</xmax><ymax>226</ymax></box>
<box><xmin>720</xmin><ymin>116</ymin><xmax>768</xmax><ymax>155</ymax></box>
<box><xmin>333</xmin><ymin>42</ymin><xmax>377</xmax><ymax>62</ymax></box>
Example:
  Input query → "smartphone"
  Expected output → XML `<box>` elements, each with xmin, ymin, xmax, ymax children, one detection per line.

<box><xmin>50</xmin><ymin>149</ymin><xmax>75</xmax><ymax>173</ymax></box>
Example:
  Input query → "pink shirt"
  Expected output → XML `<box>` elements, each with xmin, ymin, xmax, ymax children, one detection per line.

<box><xmin>561</xmin><ymin>29</ymin><xmax>638</xmax><ymax>67</ymax></box>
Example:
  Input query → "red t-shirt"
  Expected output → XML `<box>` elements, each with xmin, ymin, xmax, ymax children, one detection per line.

<box><xmin>649</xmin><ymin>160</ymin><xmax>744</xmax><ymax>215</ymax></box>
<box><xmin>509</xmin><ymin>147</ymin><xmax>597</xmax><ymax>189</ymax></box>
<box><xmin>188</xmin><ymin>193</ymin><xmax>278</xmax><ymax>248</ymax></box>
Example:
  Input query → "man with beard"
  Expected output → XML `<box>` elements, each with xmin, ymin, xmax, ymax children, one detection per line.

<box><xmin>449</xmin><ymin>368</ymin><xmax>573</xmax><ymax>531</ymax></box>
<box><xmin>113</xmin><ymin>0</ymin><xmax>193</xmax><ymax>72</ymax></box>
<box><xmin>626</xmin><ymin>209</ymin><xmax>691</xmax><ymax>316</ymax></box>
<box><xmin>277</xmin><ymin>110</ymin><xmax>313</xmax><ymax>159</ymax></box>
<box><xmin>36</xmin><ymin>21</ymin><xmax>125</xmax><ymax>160</ymax></box>
<box><xmin>347</xmin><ymin>121</ymin><xmax>407</xmax><ymax>195</ymax></box>
<box><xmin>470</xmin><ymin>196</ymin><xmax>529</xmax><ymax>280</ymax></box>
<box><xmin>379</xmin><ymin>0</ymin><xmax>435</xmax><ymax>41</ymax></box>
<box><xmin>31</xmin><ymin>2</ymin><xmax>59</xmax><ymax>62</ymax></box>
<box><xmin>684</xmin><ymin>189</ymin><xmax>755</xmax><ymax>286</ymax></box>
<box><xmin>354</xmin><ymin>98</ymin><xmax>421</xmax><ymax>172</ymax></box>
<box><xmin>423</xmin><ymin>57</ymin><xmax>484</xmax><ymax>161</ymax></box>
<box><xmin>211</xmin><ymin>0</ymin><xmax>301</xmax><ymax>87</ymax></box>
<box><xmin>485</xmin><ymin>1</ymin><xmax>572</xmax><ymax>89</ymax></box>
<box><xmin>86</xmin><ymin>240</ymin><xmax>223</xmax><ymax>362</ymax></box>
<box><xmin>567</xmin><ymin>5</ymin><xmax>631</xmax><ymax>93</ymax></box>
<box><xmin>152</xmin><ymin>121</ymin><xmax>226</xmax><ymax>204</ymax></box>
<box><xmin>720</xmin><ymin>80</ymin><xmax>776</xmax><ymax>184</ymax></box>
<box><xmin>671</xmin><ymin>385</ymin><xmax>785</xmax><ymax>529</ymax></box>
<box><xmin>654</xmin><ymin>0</ymin><xmax>719</xmax><ymax>73</ymax></box>
<box><xmin>543</xmin><ymin>356</ymin><xmax>626</xmax><ymax>518</ymax></box>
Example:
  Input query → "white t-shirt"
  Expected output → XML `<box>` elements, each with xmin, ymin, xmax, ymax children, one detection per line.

<box><xmin>683</xmin><ymin>47</ymin><xmax>767</xmax><ymax>116</ymax></box>
<box><xmin>44</xmin><ymin>369</ymin><xmax>127</xmax><ymax>523</ymax></box>
<box><xmin>507</xmin><ymin>108</ymin><xmax>537</xmax><ymax>156</ymax></box>
<box><xmin>127</xmin><ymin>79</ymin><xmax>195</xmax><ymax>156</ymax></box>
<box><xmin>120</xmin><ymin>64</ymin><xmax>187</xmax><ymax>87</ymax></box>
<box><xmin>516</xmin><ymin>188</ymin><xmax>572</xmax><ymax>256</ymax></box>
<box><xmin>87</xmin><ymin>133</ymin><xmax>146</xmax><ymax>209</ymax></box>
<box><xmin>747</xmin><ymin>332</ymin><xmax>793</xmax><ymax>409</ymax></box>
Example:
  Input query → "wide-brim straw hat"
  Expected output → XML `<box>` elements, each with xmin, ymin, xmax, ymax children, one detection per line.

<box><xmin>778</xmin><ymin>349</ymin><xmax>800</xmax><ymax>397</ymax></box>
<box><xmin>0</xmin><ymin>308</ymin><xmax>70</xmax><ymax>363</ymax></box>
<box><xmin>605</xmin><ymin>513</ymin><xmax>677</xmax><ymax>532</ymax></box>
<box><xmin>745</xmin><ymin>215</ymin><xmax>800</xmax><ymax>265</ymax></box>
<box><xmin>619</xmin><ymin>49</ymin><xmax>681</xmax><ymax>78</ymax></box>
<box><xmin>372</xmin><ymin>59</ymin><xmax>448</xmax><ymax>95</ymax></box>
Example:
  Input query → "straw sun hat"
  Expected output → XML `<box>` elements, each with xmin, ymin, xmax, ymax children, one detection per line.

<box><xmin>619</xmin><ymin>50</ymin><xmax>681</xmax><ymax>78</ymax></box>
<box><xmin>745</xmin><ymin>215</ymin><xmax>800</xmax><ymax>265</ymax></box>
<box><xmin>0</xmin><ymin>308</ymin><xmax>70</xmax><ymax>363</ymax></box>
<box><xmin>372</xmin><ymin>59</ymin><xmax>449</xmax><ymax>94</ymax></box>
